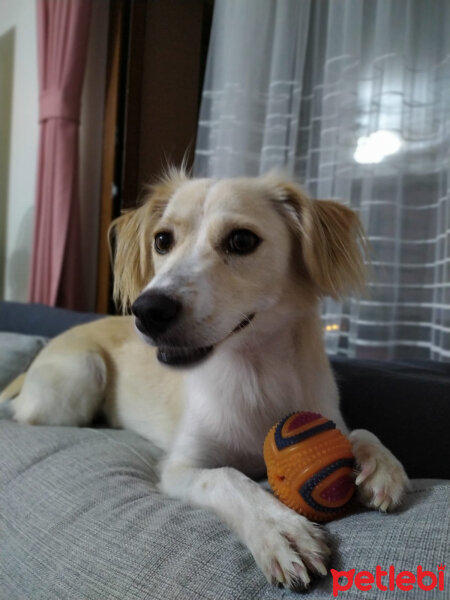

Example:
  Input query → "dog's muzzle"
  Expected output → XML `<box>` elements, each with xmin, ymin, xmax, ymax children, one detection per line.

<box><xmin>132</xmin><ymin>292</ymin><xmax>255</xmax><ymax>368</ymax></box>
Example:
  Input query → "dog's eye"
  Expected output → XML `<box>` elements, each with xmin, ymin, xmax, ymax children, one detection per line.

<box><xmin>225</xmin><ymin>229</ymin><xmax>261</xmax><ymax>255</ymax></box>
<box><xmin>154</xmin><ymin>231</ymin><xmax>174</xmax><ymax>254</ymax></box>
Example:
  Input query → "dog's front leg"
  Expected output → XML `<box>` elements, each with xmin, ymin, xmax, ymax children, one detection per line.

<box><xmin>350</xmin><ymin>429</ymin><xmax>410</xmax><ymax>511</ymax></box>
<box><xmin>160</xmin><ymin>449</ymin><xmax>330</xmax><ymax>590</ymax></box>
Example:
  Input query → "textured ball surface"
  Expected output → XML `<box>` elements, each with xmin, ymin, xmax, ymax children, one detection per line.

<box><xmin>263</xmin><ymin>412</ymin><xmax>355</xmax><ymax>522</ymax></box>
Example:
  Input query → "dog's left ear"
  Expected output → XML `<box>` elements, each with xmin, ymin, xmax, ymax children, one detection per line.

<box><xmin>271</xmin><ymin>179</ymin><xmax>367</xmax><ymax>299</ymax></box>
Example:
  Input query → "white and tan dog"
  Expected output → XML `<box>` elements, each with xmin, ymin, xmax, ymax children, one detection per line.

<box><xmin>1</xmin><ymin>171</ymin><xmax>408</xmax><ymax>591</ymax></box>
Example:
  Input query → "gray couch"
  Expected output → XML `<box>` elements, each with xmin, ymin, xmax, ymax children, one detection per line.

<box><xmin>1</xmin><ymin>301</ymin><xmax>448</xmax><ymax>599</ymax></box>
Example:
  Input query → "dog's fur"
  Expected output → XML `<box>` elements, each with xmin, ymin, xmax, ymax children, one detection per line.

<box><xmin>1</xmin><ymin>172</ymin><xmax>409</xmax><ymax>590</ymax></box>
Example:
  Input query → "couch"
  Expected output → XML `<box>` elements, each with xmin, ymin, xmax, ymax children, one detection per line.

<box><xmin>0</xmin><ymin>301</ymin><xmax>448</xmax><ymax>599</ymax></box>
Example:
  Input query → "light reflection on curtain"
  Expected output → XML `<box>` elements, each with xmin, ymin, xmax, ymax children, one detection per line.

<box><xmin>194</xmin><ymin>0</ymin><xmax>450</xmax><ymax>360</ymax></box>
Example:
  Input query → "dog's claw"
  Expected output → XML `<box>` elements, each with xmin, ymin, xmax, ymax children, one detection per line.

<box><xmin>355</xmin><ymin>458</ymin><xmax>376</xmax><ymax>486</ymax></box>
<box><xmin>380</xmin><ymin>499</ymin><xmax>391</xmax><ymax>512</ymax></box>
<box><xmin>272</xmin><ymin>560</ymin><xmax>285</xmax><ymax>585</ymax></box>
<box><xmin>372</xmin><ymin>490</ymin><xmax>385</xmax><ymax>508</ymax></box>
<box><xmin>292</xmin><ymin>561</ymin><xmax>310</xmax><ymax>586</ymax></box>
<box><xmin>310</xmin><ymin>558</ymin><xmax>328</xmax><ymax>577</ymax></box>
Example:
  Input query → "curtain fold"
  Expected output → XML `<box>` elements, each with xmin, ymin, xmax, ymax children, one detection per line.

<box><xmin>29</xmin><ymin>0</ymin><xmax>92</xmax><ymax>310</ymax></box>
<box><xmin>195</xmin><ymin>0</ymin><xmax>450</xmax><ymax>360</ymax></box>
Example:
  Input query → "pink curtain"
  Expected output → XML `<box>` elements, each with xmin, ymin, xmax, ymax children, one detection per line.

<box><xmin>29</xmin><ymin>0</ymin><xmax>92</xmax><ymax>310</ymax></box>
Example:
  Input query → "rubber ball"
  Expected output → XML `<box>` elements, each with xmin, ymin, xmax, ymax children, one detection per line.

<box><xmin>263</xmin><ymin>411</ymin><xmax>355</xmax><ymax>522</ymax></box>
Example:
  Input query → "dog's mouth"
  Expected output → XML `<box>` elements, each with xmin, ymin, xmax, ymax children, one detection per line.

<box><xmin>156</xmin><ymin>313</ymin><xmax>255</xmax><ymax>367</ymax></box>
<box><xmin>157</xmin><ymin>345</ymin><xmax>213</xmax><ymax>367</ymax></box>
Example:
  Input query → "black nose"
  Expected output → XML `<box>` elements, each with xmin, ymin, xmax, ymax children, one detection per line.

<box><xmin>131</xmin><ymin>291</ymin><xmax>182</xmax><ymax>338</ymax></box>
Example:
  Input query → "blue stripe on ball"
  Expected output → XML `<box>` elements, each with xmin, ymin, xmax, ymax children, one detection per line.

<box><xmin>274</xmin><ymin>414</ymin><xmax>336</xmax><ymax>450</ymax></box>
<box><xmin>299</xmin><ymin>458</ymin><xmax>355</xmax><ymax>514</ymax></box>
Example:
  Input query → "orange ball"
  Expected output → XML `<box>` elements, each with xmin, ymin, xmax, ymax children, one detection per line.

<box><xmin>263</xmin><ymin>412</ymin><xmax>355</xmax><ymax>522</ymax></box>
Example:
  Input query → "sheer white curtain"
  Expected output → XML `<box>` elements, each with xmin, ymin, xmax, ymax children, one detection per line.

<box><xmin>195</xmin><ymin>0</ymin><xmax>450</xmax><ymax>360</ymax></box>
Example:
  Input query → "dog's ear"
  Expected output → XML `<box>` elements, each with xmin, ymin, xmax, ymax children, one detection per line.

<box><xmin>109</xmin><ymin>168</ymin><xmax>188</xmax><ymax>313</ymax></box>
<box><xmin>108</xmin><ymin>207</ymin><xmax>154</xmax><ymax>314</ymax></box>
<box><xmin>271</xmin><ymin>179</ymin><xmax>367</xmax><ymax>299</ymax></box>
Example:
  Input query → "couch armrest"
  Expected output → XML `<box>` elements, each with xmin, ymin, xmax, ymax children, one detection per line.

<box><xmin>0</xmin><ymin>301</ymin><xmax>104</xmax><ymax>338</ymax></box>
<box><xmin>331</xmin><ymin>357</ymin><xmax>450</xmax><ymax>479</ymax></box>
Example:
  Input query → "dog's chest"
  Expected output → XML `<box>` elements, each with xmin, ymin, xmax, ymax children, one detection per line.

<box><xmin>186</xmin><ymin>349</ymin><xmax>302</xmax><ymax>464</ymax></box>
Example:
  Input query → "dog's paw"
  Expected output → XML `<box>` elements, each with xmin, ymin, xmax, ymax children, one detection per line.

<box><xmin>248</xmin><ymin>503</ymin><xmax>330</xmax><ymax>590</ymax></box>
<box><xmin>350</xmin><ymin>429</ymin><xmax>410</xmax><ymax>512</ymax></box>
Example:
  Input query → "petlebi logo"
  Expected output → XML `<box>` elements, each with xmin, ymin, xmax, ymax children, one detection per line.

<box><xmin>331</xmin><ymin>564</ymin><xmax>446</xmax><ymax>597</ymax></box>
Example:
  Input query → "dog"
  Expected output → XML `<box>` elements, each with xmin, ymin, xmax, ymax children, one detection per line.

<box><xmin>1</xmin><ymin>170</ymin><xmax>409</xmax><ymax>591</ymax></box>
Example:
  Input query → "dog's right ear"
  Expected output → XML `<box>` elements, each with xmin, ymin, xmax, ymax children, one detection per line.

<box><xmin>108</xmin><ymin>207</ymin><xmax>153</xmax><ymax>314</ymax></box>
<box><xmin>109</xmin><ymin>167</ymin><xmax>188</xmax><ymax>313</ymax></box>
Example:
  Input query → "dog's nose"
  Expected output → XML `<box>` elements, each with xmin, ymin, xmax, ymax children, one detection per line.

<box><xmin>131</xmin><ymin>291</ymin><xmax>182</xmax><ymax>337</ymax></box>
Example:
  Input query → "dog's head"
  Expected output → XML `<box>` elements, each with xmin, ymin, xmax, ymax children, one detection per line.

<box><xmin>110</xmin><ymin>169</ymin><xmax>366</xmax><ymax>366</ymax></box>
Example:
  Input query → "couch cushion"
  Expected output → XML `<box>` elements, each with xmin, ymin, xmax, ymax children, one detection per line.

<box><xmin>0</xmin><ymin>332</ymin><xmax>48</xmax><ymax>390</ymax></box>
<box><xmin>0</xmin><ymin>418</ymin><xmax>447</xmax><ymax>600</ymax></box>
